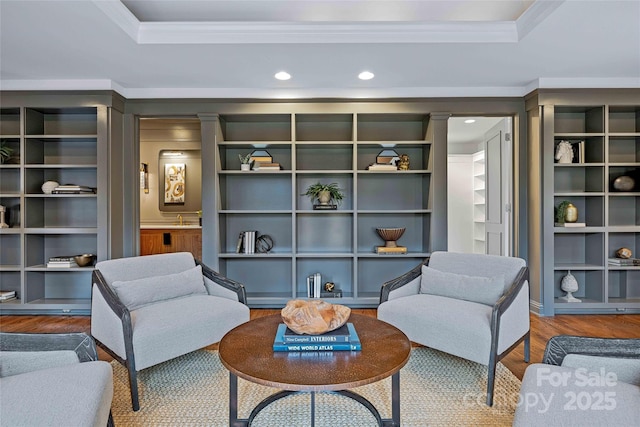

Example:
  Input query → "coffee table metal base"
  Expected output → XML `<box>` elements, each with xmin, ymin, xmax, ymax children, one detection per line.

<box><xmin>229</xmin><ymin>372</ymin><xmax>400</xmax><ymax>427</ymax></box>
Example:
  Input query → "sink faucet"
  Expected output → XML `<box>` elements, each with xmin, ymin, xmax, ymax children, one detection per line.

<box><xmin>177</xmin><ymin>214</ymin><xmax>183</xmax><ymax>226</ymax></box>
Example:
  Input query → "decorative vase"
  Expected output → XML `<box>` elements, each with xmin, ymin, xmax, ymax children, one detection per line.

<box><xmin>376</xmin><ymin>227</ymin><xmax>406</xmax><ymax>248</ymax></box>
<box><xmin>41</xmin><ymin>181</ymin><xmax>59</xmax><ymax>194</ymax></box>
<box><xmin>560</xmin><ymin>270</ymin><xmax>581</xmax><ymax>302</ymax></box>
<box><xmin>613</xmin><ymin>175</ymin><xmax>635</xmax><ymax>192</ymax></box>
<box><xmin>240</xmin><ymin>164</ymin><xmax>251</xmax><ymax>171</ymax></box>
<box><xmin>317</xmin><ymin>190</ymin><xmax>331</xmax><ymax>205</ymax></box>
<box><xmin>564</xmin><ymin>203</ymin><xmax>578</xmax><ymax>223</ymax></box>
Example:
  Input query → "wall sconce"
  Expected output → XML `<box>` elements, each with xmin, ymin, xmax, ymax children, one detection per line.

<box><xmin>140</xmin><ymin>163</ymin><xmax>149</xmax><ymax>194</ymax></box>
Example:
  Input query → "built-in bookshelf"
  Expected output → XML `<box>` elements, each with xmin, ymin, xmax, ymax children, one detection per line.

<box><xmin>472</xmin><ymin>151</ymin><xmax>486</xmax><ymax>254</ymax></box>
<box><xmin>0</xmin><ymin>105</ymin><xmax>107</xmax><ymax>313</ymax></box>
<box><xmin>550</xmin><ymin>104</ymin><xmax>640</xmax><ymax>313</ymax></box>
<box><xmin>213</xmin><ymin>113</ymin><xmax>435</xmax><ymax>307</ymax></box>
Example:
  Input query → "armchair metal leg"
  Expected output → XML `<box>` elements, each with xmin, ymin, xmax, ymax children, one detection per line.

<box><xmin>107</xmin><ymin>411</ymin><xmax>115</xmax><ymax>427</ymax></box>
<box><xmin>126</xmin><ymin>362</ymin><xmax>140</xmax><ymax>411</ymax></box>
<box><xmin>524</xmin><ymin>332</ymin><xmax>531</xmax><ymax>363</ymax></box>
<box><xmin>486</xmin><ymin>355</ymin><xmax>497</xmax><ymax>407</ymax></box>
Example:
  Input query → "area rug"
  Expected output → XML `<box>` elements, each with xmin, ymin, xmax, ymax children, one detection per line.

<box><xmin>111</xmin><ymin>347</ymin><xmax>521</xmax><ymax>426</ymax></box>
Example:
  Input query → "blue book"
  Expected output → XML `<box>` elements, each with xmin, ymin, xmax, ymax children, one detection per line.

<box><xmin>273</xmin><ymin>323</ymin><xmax>361</xmax><ymax>352</ymax></box>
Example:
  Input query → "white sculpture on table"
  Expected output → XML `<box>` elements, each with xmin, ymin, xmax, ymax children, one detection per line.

<box><xmin>555</xmin><ymin>140</ymin><xmax>574</xmax><ymax>164</ymax></box>
<box><xmin>0</xmin><ymin>205</ymin><xmax>8</xmax><ymax>228</ymax></box>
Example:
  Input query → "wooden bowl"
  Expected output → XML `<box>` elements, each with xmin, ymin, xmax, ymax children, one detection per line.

<box><xmin>74</xmin><ymin>253</ymin><xmax>96</xmax><ymax>267</ymax></box>
<box><xmin>376</xmin><ymin>227</ymin><xmax>406</xmax><ymax>247</ymax></box>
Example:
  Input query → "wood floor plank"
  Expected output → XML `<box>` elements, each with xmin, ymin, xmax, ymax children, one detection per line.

<box><xmin>1</xmin><ymin>311</ymin><xmax>639</xmax><ymax>381</ymax></box>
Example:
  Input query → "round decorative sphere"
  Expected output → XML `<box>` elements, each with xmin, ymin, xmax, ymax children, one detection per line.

<box><xmin>613</xmin><ymin>176</ymin><xmax>635</xmax><ymax>192</ymax></box>
<box><xmin>255</xmin><ymin>234</ymin><xmax>274</xmax><ymax>253</ymax></box>
<box><xmin>616</xmin><ymin>247</ymin><xmax>632</xmax><ymax>259</ymax></box>
<box><xmin>561</xmin><ymin>271</ymin><xmax>578</xmax><ymax>293</ymax></box>
<box><xmin>41</xmin><ymin>181</ymin><xmax>59</xmax><ymax>194</ymax></box>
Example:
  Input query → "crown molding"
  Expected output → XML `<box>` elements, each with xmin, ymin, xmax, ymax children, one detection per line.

<box><xmin>516</xmin><ymin>0</ymin><xmax>565</xmax><ymax>40</ymax></box>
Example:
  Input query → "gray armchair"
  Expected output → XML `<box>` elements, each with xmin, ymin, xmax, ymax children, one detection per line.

<box><xmin>91</xmin><ymin>252</ymin><xmax>250</xmax><ymax>411</ymax></box>
<box><xmin>0</xmin><ymin>332</ymin><xmax>114</xmax><ymax>427</ymax></box>
<box><xmin>378</xmin><ymin>251</ymin><xmax>530</xmax><ymax>406</ymax></box>
<box><xmin>513</xmin><ymin>335</ymin><xmax>640</xmax><ymax>426</ymax></box>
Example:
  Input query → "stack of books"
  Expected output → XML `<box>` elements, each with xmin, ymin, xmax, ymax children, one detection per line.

<box><xmin>273</xmin><ymin>322</ymin><xmax>361</xmax><ymax>352</ymax></box>
<box><xmin>236</xmin><ymin>231</ymin><xmax>257</xmax><ymax>254</ymax></box>
<box><xmin>0</xmin><ymin>290</ymin><xmax>17</xmax><ymax>303</ymax></box>
<box><xmin>367</xmin><ymin>163</ymin><xmax>398</xmax><ymax>171</ymax></box>
<box><xmin>47</xmin><ymin>256</ymin><xmax>78</xmax><ymax>268</ymax></box>
<box><xmin>608</xmin><ymin>258</ymin><xmax>640</xmax><ymax>266</ymax></box>
<box><xmin>52</xmin><ymin>185</ymin><xmax>96</xmax><ymax>194</ymax></box>
<box><xmin>257</xmin><ymin>162</ymin><xmax>281</xmax><ymax>170</ymax></box>
<box><xmin>375</xmin><ymin>246</ymin><xmax>407</xmax><ymax>254</ymax></box>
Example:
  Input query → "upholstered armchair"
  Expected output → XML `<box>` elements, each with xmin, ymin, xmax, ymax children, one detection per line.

<box><xmin>377</xmin><ymin>251</ymin><xmax>530</xmax><ymax>406</ymax></box>
<box><xmin>91</xmin><ymin>252</ymin><xmax>250</xmax><ymax>411</ymax></box>
<box><xmin>513</xmin><ymin>335</ymin><xmax>640</xmax><ymax>426</ymax></box>
<box><xmin>0</xmin><ymin>332</ymin><xmax>114</xmax><ymax>427</ymax></box>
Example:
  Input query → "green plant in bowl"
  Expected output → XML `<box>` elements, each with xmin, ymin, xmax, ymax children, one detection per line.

<box><xmin>301</xmin><ymin>182</ymin><xmax>344</xmax><ymax>206</ymax></box>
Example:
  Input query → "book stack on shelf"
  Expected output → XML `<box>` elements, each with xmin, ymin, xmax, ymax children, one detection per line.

<box><xmin>236</xmin><ymin>231</ymin><xmax>257</xmax><ymax>254</ymax></box>
<box><xmin>52</xmin><ymin>184</ymin><xmax>96</xmax><ymax>194</ymax></box>
<box><xmin>306</xmin><ymin>273</ymin><xmax>343</xmax><ymax>298</ymax></box>
<box><xmin>367</xmin><ymin>163</ymin><xmax>398</xmax><ymax>171</ymax></box>
<box><xmin>273</xmin><ymin>322</ymin><xmax>361</xmax><ymax>352</ymax></box>
<box><xmin>257</xmin><ymin>162</ymin><xmax>281</xmax><ymax>171</ymax></box>
<box><xmin>555</xmin><ymin>222</ymin><xmax>586</xmax><ymax>228</ymax></box>
<box><xmin>0</xmin><ymin>290</ymin><xmax>17</xmax><ymax>303</ymax></box>
<box><xmin>608</xmin><ymin>258</ymin><xmax>640</xmax><ymax>266</ymax></box>
<box><xmin>47</xmin><ymin>256</ymin><xmax>78</xmax><ymax>268</ymax></box>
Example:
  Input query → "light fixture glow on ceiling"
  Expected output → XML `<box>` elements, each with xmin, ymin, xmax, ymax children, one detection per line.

<box><xmin>358</xmin><ymin>71</ymin><xmax>374</xmax><ymax>80</ymax></box>
<box><xmin>274</xmin><ymin>71</ymin><xmax>291</xmax><ymax>81</ymax></box>
<box><xmin>464</xmin><ymin>119</ymin><xmax>476</xmax><ymax>124</ymax></box>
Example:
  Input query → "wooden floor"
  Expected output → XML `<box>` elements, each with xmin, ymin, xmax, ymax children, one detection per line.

<box><xmin>1</xmin><ymin>310</ymin><xmax>639</xmax><ymax>380</ymax></box>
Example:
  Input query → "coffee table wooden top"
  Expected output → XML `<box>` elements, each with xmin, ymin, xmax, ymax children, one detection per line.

<box><xmin>219</xmin><ymin>314</ymin><xmax>411</xmax><ymax>392</ymax></box>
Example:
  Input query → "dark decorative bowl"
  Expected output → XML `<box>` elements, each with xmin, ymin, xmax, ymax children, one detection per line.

<box><xmin>74</xmin><ymin>253</ymin><xmax>96</xmax><ymax>267</ymax></box>
<box><xmin>376</xmin><ymin>227</ymin><xmax>406</xmax><ymax>247</ymax></box>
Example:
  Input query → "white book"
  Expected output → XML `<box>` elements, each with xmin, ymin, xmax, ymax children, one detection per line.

<box><xmin>314</xmin><ymin>273</ymin><xmax>321</xmax><ymax>298</ymax></box>
<box><xmin>555</xmin><ymin>222</ymin><xmax>586</xmax><ymax>227</ymax></box>
<box><xmin>47</xmin><ymin>261</ymin><xmax>78</xmax><ymax>268</ymax></box>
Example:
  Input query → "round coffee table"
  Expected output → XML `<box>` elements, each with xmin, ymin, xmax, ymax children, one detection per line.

<box><xmin>219</xmin><ymin>313</ymin><xmax>411</xmax><ymax>427</ymax></box>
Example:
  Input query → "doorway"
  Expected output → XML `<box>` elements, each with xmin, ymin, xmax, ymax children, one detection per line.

<box><xmin>138</xmin><ymin>118</ymin><xmax>203</xmax><ymax>258</ymax></box>
<box><xmin>447</xmin><ymin>117</ymin><xmax>513</xmax><ymax>256</ymax></box>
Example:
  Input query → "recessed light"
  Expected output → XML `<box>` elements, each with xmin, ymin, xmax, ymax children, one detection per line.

<box><xmin>274</xmin><ymin>71</ymin><xmax>291</xmax><ymax>81</ymax></box>
<box><xmin>358</xmin><ymin>71</ymin><xmax>374</xmax><ymax>80</ymax></box>
<box><xmin>464</xmin><ymin>119</ymin><xmax>476</xmax><ymax>124</ymax></box>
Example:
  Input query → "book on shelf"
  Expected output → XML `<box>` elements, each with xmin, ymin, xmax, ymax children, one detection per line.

<box><xmin>306</xmin><ymin>272</ymin><xmax>322</xmax><ymax>298</ymax></box>
<box><xmin>313</xmin><ymin>204</ymin><xmax>337</xmax><ymax>210</ymax></box>
<box><xmin>0</xmin><ymin>290</ymin><xmax>17</xmax><ymax>300</ymax></box>
<box><xmin>554</xmin><ymin>222</ymin><xmax>586</xmax><ymax>227</ymax></box>
<box><xmin>52</xmin><ymin>185</ymin><xmax>96</xmax><ymax>194</ymax></box>
<box><xmin>257</xmin><ymin>162</ymin><xmax>281</xmax><ymax>170</ymax></box>
<box><xmin>608</xmin><ymin>258</ymin><xmax>640</xmax><ymax>266</ymax></box>
<box><xmin>320</xmin><ymin>289</ymin><xmax>342</xmax><ymax>298</ymax></box>
<box><xmin>281</xmin><ymin>323</ymin><xmax>355</xmax><ymax>343</ymax></box>
<box><xmin>235</xmin><ymin>232</ymin><xmax>244</xmax><ymax>253</ymax></box>
<box><xmin>375</xmin><ymin>246</ymin><xmax>407</xmax><ymax>254</ymax></box>
<box><xmin>0</xmin><ymin>296</ymin><xmax>17</xmax><ymax>303</ymax></box>
<box><xmin>367</xmin><ymin>164</ymin><xmax>398</xmax><ymax>171</ymax></box>
<box><xmin>243</xmin><ymin>231</ymin><xmax>256</xmax><ymax>254</ymax></box>
<box><xmin>48</xmin><ymin>255</ymin><xmax>76</xmax><ymax>262</ymax></box>
<box><xmin>250</xmin><ymin>156</ymin><xmax>273</xmax><ymax>163</ymax></box>
<box><xmin>273</xmin><ymin>323</ymin><xmax>361</xmax><ymax>351</ymax></box>
<box><xmin>47</xmin><ymin>261</ymin><xmax>78</xmax><ymax>268</ymax></box>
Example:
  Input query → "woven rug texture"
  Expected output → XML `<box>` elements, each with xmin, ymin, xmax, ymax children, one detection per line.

<box><xmin>111</xmin><ymin>347</ymin><xmax>521</xmax><ymax>426</ymax></box>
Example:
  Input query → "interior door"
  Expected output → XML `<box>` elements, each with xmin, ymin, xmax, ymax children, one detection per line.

<box><xmin>484</xmin><ymin>118</ymin><xmax>512</xmax><ymax>256</ymax></box>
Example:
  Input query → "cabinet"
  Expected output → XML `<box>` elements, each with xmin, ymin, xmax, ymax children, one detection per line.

<box><xmin>140</xmin><ymin>228</ymin><xmax>202</xmax><ymax>260</ymax></box>
<box><xmin>213</xmin><ymin>113</ymin><xmax>435</xmax><ymax>307</ymax></box>
<box><xmin>0</xmin><ymin>104</ymin><xmax>109</xmax><ymax>314</ymax></box>
<box><xmin>537</xmin><ymin>98</ymin><xmax>640</xmax><ymax>314</ymax></box>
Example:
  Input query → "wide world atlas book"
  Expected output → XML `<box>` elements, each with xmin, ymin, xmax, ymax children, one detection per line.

<box><xmin>273</xmin><ymin>323</ymin><xmax>361</xmax><ymax>351</ymax></box>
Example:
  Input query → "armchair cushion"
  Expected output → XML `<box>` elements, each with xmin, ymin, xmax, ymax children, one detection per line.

<box><xmin>561</xmin><ymin>354</ymin><xmax>640</xmax><ymax>386</ymax></box>
<box><xmin>112</xmin><ymin>264</ymin><xmax>206</xmax><ymax>310</ymax></box>
<box><xmin>0</xmin><ymin>350</ymin><xmax>79</xmax><ymax>377</ymax></box>
<box><xmin>420</xmin><ymin>265</ymin><xmax>504</xmax><ymax>306</ymax></box>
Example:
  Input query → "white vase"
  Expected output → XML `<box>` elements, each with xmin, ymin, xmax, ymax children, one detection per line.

<box><xmin>240</xmin><ymin>164</ymin><xmax>251</xmax><ymax>171</ymax></box>
<box><xmin>559</xmin><ymin>270</ymin><xmax>581</xmax><ymax>302</ymax></box>
<box><xmin>318</xmin><ymin>190</ymin><xmax>332</xmax><ymax>205</ymax></box>
<box><xmin>41</xmin><ymin>181</ymin><xmax>59</xmax><ymax>194</ymax></box>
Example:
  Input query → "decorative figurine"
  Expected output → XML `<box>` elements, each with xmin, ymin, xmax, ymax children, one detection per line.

<box><xmin>398</xmin><ymin>154</ymin><xmax>410</xmax><ymax>170</ymax></box>
<box><xmin>559</xmin><ymin>271</ymin><xmax>581</xmax><ymax>302</ymax></box>
<box><xmin>616</xmin><ymin>247</ymin><xmax>632</xmax><ymax>259</ymax></box>
<box><xmin>555</xmin><ymin>140</ymin><xmax>573</xmax><ymax>164</ymax></box>
<box><xmin>324</xmin><ymin>282</ymin><xmax>335</xmax><ymax>292</ymax></box>
<box><xmin>0</xmin><ymin>205</ymin><xmax>8</xmax><ymax>228</ymax></box>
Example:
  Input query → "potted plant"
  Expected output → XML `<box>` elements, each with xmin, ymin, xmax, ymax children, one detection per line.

<box><xmin>0</xmin><ymin>140</ymin><xmax>14</xmax><ymax>164</ymax></box>
<box><xmin>302</xmin><ymin>182</ymin><xmax>344</xmax><ymax>206</ymax></box>
<box><xmin>238</xmin><ymin>154</ymin><xmax>252</xmax><ymax>171</ymax></box>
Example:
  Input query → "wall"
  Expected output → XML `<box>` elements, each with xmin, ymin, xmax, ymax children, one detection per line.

<box><xmin>139</xmin><ymin>118</ymin><xmax>202</xmax><ymax>226</ymax></box>
<box><xmin>447</xmin><ymin>155</ymin><xmax>474</xmax><ymax>253</ymax></box>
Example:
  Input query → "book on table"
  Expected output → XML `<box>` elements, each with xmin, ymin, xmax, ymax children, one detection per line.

<box><xmin>273</xmin><ymin>323</ymin><xmax>361</xmax><ymax>351</ymax></box>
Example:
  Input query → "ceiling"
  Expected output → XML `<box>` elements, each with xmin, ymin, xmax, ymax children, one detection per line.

<box><xmin>0</xmin><ymin>0</ymin><xmax>638</xmax><ymax>100</ymax></box>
